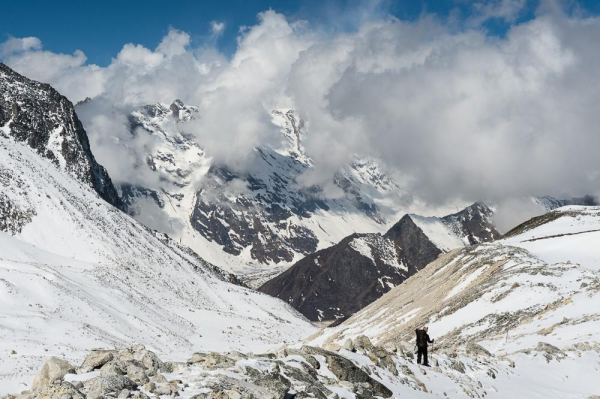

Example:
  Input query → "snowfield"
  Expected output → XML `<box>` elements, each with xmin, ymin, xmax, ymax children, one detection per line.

<box><xmin>0</xmin><ymin>134</ymin><xmax>316</xmax><ymax>395</ymax></box>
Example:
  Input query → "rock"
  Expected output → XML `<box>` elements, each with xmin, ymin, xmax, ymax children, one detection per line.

<box><xmin>250</xmin><ymin>372</ymin><xmax>290</xmax><ymax>398</ymax></box>
<box><xmin>37</xmin><ymin>381</ymin><xmax>84</xmax><ymax>399</ymax></box>
<box><xmin>131</xmin><ymin>393</ymin><xmax>150</xmax><ymax>399</ymax></box>
<box><xmin>85</xmin><ymin>375</ymin><xmax>137</xmax><ymax>399</ymax></box>
<box><xmin>72</xmin><ymin>381</ymin><xmax>84</xmax><ymax>390</ymax></box>
<box><xmin>354</xmin><ymin>336</ymin><xmax>374</xmax><ymax>352</ymax></box>
<box><xmin>100</xmin><ymin>361</ymin><xmax>126</xmax><ymax>376</ymax></box>
<box><xmin>536</xmin><ymin>342</ymin><xmax>566</xmax><ymax>362</ymax></box>
<box><xmin>204</xmin><ymin>353</ymin><xmax>236</xmax><ymax>370</ymax></box>
<box><xmin>10</xmin><ymin>350</ymin><xmax>17</xmax><ymax>355</ymax></box>
<box><xmin>32</xmin><ymin>357</ymin><xmax>76</xmax><ymax>391</ymax></box>
<box><xmin>152</xmin><ymin>374</ymin><xmax>168</xmax><ymax>384</ymax></box>
<box><xmin>117</xmin><ymin>346</ymin><xmax>165</xmax><ymax>376</ymax></box>
<box><xmin>342</xmin><ymin>339</ymin><xmax>355</xmax><ymax>352</ymax></box>
<box><xmin>154</xmin><ymin>383</ymin><xmax>180</xmax><ymax>396</ymax></box>
<box><xmin>187</xmin><ymin>353</ymin><xmax>206</xmax><ymax>364</ymax></box>
<box><xmin>322</xmin><ymin>343</ymin><xmax>341</xmax><ymax>352</ymax></box>
<box><xmin>371</xmin><ymin>346</ymin><xmax>388</xmax><ymax>359</ymax></box>
<box><xmin>304</xmin><ymin>355</ymin><xmax>320</xmax><ymax>370</ymax></box>
<box><xmin>466</xmin><ymin>342</ymin><xmax>493</xmax><ymax>358</ymax></box>
<box><xmin>80</xmin><ymin>350</ymin><xmax>115</xmax><ymax>373</ymax></box>
<box><xmin>450</xmin><ymin>360</ymin><xmax>466</xmax><ymax>374</ymax></box>
<box><xmin>301</xmin><ymin>346</ymin><xmax>392</xmax><ymax>398</ymax></box>
<box><xmin>144</xmin><ymin>382</ymin><xmax>156</xmax><ymax>393</ymax></box>
<box><xmin>118</xmin><ymin>389</ymin><xmax>131</xmax><ymax>398</ymax></box>
<box><xmin>126</xmin><ymin>363</ymin><xmax>149</xmax><ymax>384</ymax></box>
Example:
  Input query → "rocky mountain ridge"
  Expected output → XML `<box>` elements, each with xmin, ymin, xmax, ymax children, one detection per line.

<box><xmin>0</xmin><ymin>64</ymin><xmax>121</xmax><ymax>209</ymax></box>
<box><xmin>76</xmin><ymin>98</ymin><xmax>415</xmax><ymax>275</ymax></box>
<box><xmin>259</xmin><ymin>202</ymin><xmax>501</xmax><ymax>321</ymax></box>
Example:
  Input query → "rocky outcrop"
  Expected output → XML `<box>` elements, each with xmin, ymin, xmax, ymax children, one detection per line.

<box><xmin>0</xmin><ymin>64</ymin><xmax>122</xmax><ymax>209</ymax></box>
<box><xmin>7</xmin><ymin>344</ymin><xmax>395</xmax><ymax>399</ymax></box>
<box><xmin>259</xmin><ymin>202</ymin><xmax>499</xmax><ymax>321</ymax></box>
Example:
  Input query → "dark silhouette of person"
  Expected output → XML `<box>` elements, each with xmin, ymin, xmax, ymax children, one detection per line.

<box><xmin>415</xmin><ymin>326</ymin><xmax>434</xmax><ymax>366</ymax></box>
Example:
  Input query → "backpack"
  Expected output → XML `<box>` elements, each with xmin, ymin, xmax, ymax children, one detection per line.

<box><xmin>415</xmin><ymin>329</ymin><xmax>426</xmax><ymax>346</ymax></box>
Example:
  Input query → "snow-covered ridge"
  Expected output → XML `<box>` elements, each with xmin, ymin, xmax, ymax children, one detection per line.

<box><xmin>307</xmin><ymin>205</ymin><xmax>600</xmax><ymax>397</ymax></box>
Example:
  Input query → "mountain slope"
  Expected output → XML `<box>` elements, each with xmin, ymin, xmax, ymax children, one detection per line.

<box><xmin>0</xmin><ymin>79</ymin><xmax>316</xmax><ymax>394</ymax></box>
<box><xmin>311</xmin><ymin>205</ymin><xmax>600</xmax><ymax>357</ymax></box>
<box><xmin>259</xmin><ymin>202</ymin><xmax>500</xmax><ymax>321</ymax></box>
<box><xmin>0</xmin><ymin>64</ymin><xmax>121</xmax><ymax>209</ymax></box>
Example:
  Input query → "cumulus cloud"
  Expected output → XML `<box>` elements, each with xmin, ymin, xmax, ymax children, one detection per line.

<box><xmin>1</xmin><ymin>3</ymin><xmax>600</xmax><ymax>216</ymax></box>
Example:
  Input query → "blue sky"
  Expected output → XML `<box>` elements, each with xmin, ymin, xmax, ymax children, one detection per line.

<box><xmin>5</xmin><ymin>0</ymin><xmax>595</xmax><ymax>66</ymax></box>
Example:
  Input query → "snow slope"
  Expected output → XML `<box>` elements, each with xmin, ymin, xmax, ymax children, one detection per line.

<box><xmin>0</xmin><ymin>133</ymin><xmax>316</xmax><ymax>395</ymax></box>
<box><xmin>306</xmin><ymin>206</ymin><xmax>600</xmax><ymax>398</ymax></box>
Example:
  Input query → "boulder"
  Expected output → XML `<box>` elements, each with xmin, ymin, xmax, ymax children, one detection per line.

<box><xmin>118</xmin><ymin>346</ymin><xmax>165</xmax><ymax>375</ymax></box>
<box><xmin>322</xmin><ymin>343</ymin><xmax>341</xmax><ymax>352</ymax></box>
<box><xmin>204</xmin><ymin>353</ymin><xmax>236</xmax><ymax>370</ymax></box>
<box><xmin>466</xmin><ymin>342</ymin><xmax>493</xmax><ymax>358</ymax></box>
<box><xmin>354</xmin><ymin>336</ymin><xmax>374</xmax><ymax>352</ymax></box>
<box><xmin>342</xmin><ymin>339</ymin><xmax>355</xmax><ymax>352</ymax></box>
<box><xmin>32</xmin><ymin>357</ymin><xmax>76</xmax><ymax>391</ymax></box>
<box><xmin>126</xmin><ymin>363</ymin><xmax>149</xmax><ymax>384</ymax></box>
<box><xmin>37</xmin><ymin>381</ymin><xmax>84</xmax><ymax>399</ymax></box>
<box><xmin>154</xmin><ymin>383</ymin><xmax>180</xmax><ymax>396</ymax></box>
<box><xmin>80</xmin><ymin>350</ymin><xmax>115</xmax><ymax>373</ymax></box>
<box><xmin>187</xmin><ymin>353</ymin><xmax>206</xmax><ymax>364</ymax></box>
<box><xmin>85</xmin><ymin>375</ymin><xmax>137</xmax><ymax>399</ymax></box>
<box><xmin>301</xmin><ymin>346</ymin><xmax>392</xmax><ymax>397</ymax></box>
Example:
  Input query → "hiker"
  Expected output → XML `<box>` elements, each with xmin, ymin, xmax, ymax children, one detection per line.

<box><xmin>415</xmin><ymin>326</ymin><xmax>434</xmax><ymax>366</ymax></box>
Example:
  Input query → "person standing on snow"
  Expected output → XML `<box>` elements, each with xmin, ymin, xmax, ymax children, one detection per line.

<box><xmin>415</xmin><ymin>326</ymin><xmax>434</xmax><ymax>366</ymax></box>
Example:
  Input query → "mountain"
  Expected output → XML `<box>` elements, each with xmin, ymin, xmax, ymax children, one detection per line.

<box><xmin>75</xmin><ymin>100</ymin><xmax>417</xmax><ymax>277</ymax></box>
<box><xmin>5</xmin><ymin>207</ymin><xmax>599</xmax><ymax>399</ymax></box>
<box><xmin>0</xmin><ymin>64</ymin><xmax>122</xmax><ymax>209</ymax></box>
<box><xmin>536</xmin><ymin>194</ymin><xmax>598</xmax><ymax>210</ymax></box>
<box><xmin>259</xmin><ymin>202</ymin><xmax>501</xmax><ymax>321</ymax></box>
<box><xmin>0</xmin><ymin>66</ymin><xmax>316</xmax><ymax>393</ymax></box>
<box><xmin>304</xmin><ymin>205</ymin><xmax>600</xmax><ymax>397</ymax></box>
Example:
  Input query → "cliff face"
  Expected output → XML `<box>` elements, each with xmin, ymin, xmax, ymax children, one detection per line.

<box><xmin>0</xmin><ymin>63</ymin><xmax>122</xmax><ymax>209</ymax></box>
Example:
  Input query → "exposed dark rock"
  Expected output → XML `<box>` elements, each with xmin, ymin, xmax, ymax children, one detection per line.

<box><xmin>0</xmin><ymin>64</ymin><xmax>122</xmax><ymax>209</ymax></box>
<box><xmin>260</xmin><ymin>203</ymin><xmax>499</xmax><ymax>321</ymax></box>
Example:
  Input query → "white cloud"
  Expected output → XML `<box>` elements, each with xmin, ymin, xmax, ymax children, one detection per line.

<box><xmin>0</xmin><ymin>36</ymin><xmax>41</xmax><ymax>57</ymax></box>
<box><xmin>211</xmin><ymin>21</ymin><xmax>226</xmax><ymax>36</ymax></box>
<box><xmin>1</xmin><ymin>4</ymin><xmax>599</xmax><ymax>209</ymax></box>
